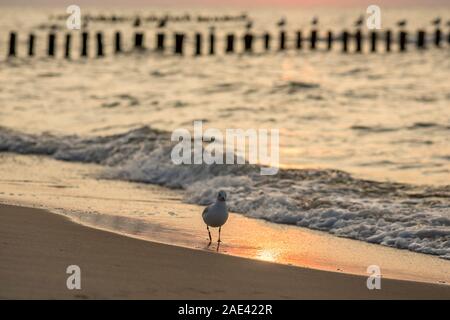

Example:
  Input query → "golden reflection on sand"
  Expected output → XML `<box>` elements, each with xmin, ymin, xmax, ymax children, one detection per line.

<box><xmin>255</xmin><ymin>249</ymin><xmax>278</xmax><ymax>262</ymax></box>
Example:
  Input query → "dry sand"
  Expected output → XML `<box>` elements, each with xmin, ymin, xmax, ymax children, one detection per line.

<box><xmin>1</xmin><ymin>204</ymin><xmax>449</xmax><ymax>299</ymax></box>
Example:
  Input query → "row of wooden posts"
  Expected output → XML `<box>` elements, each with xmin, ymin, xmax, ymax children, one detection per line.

<box><xmin>5</xmin><ymin>28</ymin><xmax>450</xmax><ymax>58</ymax></box>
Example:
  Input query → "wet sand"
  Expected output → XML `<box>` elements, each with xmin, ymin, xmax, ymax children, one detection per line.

<box><xmin>1</xmin><ymin>203</ymin><xmax>450</xmax><ymax>299</ymax></box>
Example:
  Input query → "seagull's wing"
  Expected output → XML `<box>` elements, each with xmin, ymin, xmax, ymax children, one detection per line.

<box><xmin>202</xmin><ymin>205</ymin><xmax>210</xmax><ymax>218</ymax></box>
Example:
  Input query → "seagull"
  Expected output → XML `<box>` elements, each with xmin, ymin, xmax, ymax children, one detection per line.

<box><xmin>277</xmin><ymin>18</ymin><xmax>286</xmax><ymax>27</ymax></box>
<box><xmin>82</xmin><ymin>20</ymin><xmax>88</xmax><ymax>30</ymax></box>
<box><xmin>202</xmin><ymin>191</ymin><xmax>229</xmax><ymax>247</ymax></box>
<box><xmin>431</xmin><ymin>17</ymin><xmax>441</xmax><ymax>26</ymax></box>
<box><xmin>311</xmin><ymin>16</ymin><xmax>319</xmax><ymax>26</ymax></box>
<box><xmin>397</xmin><ymin>20</ymin><xmax>407</xmax><ymax>27</ymax></box>
<box><xmin>354</xmin><ymin>15</ymin><xmax>364</xmax><ymax>27</ymax></box>
<box><xmin>133</xmin><ymin>16</ymin><xmax>141</xmax><ymax>27</ymax></box>
<box><xmin>246</xmin><ymin>21</ymin><xmax>253</xmax><ymax>29</ymax></box>
<box><xmin>157</xmin><ymin>18</ymin><xmax>167</xmax><ymax>28</ymax></box>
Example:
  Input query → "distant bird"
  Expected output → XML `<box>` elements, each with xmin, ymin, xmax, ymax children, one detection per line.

<box><xmin>397</xmin><ymin>20</ymin><xmax>407</xmax><ymax>27</ymax></box>
<box><xmin>311</xmin><ymin>16</ymin><xmax>319</xmax><ymax>26</ymax></box>
<box><xmin>202</xmin><ymin>191</ymin><xmax>229</xmax><ymax>247</ymax></box>
<box><xmin>277</xmin><ymin>18</ymin><xmax>286</xmax><ymax>27</ymax></box>
<box><xmin>157</xmin><ymin>18</ymin><xmax>167</xmax><ymax>28</ymax></box>
<box><xmin>431</xmin><ymin>17</ymin><xmax>441</xmax><ymax>26</ymax></box>
<box><xmin>82</xmin><ymin>20</ymin><xmax>88</xmax><ymax>30</ymax></box>
<box><xmin>354</xmin><ymin>15</ymin><xmax>364</xmax><ymax>27</ymax></box>
<box><xmin>246</xmin><ymin>21</ymin><xmax>253</xmax><ymax>29</ymax></box>
<box><xmin>133</xmin><ymin>16</ymin><xmax>141</xmax><ymax>27</ymax></box>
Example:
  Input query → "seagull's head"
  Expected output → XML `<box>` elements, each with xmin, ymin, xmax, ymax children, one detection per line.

<box><xmin>217</xmin><ymin>190</ymin><xmax>227</xmax><ymax>202</ymax></box>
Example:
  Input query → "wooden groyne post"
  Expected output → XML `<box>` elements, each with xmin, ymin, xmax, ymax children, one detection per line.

<box><xmin>194</xmin><ymin>33</ymin><xmax>202</xmax><ymax>55</ymax></box>
<box><xmin>417</xmin><ymin>30</ymin><xmax>426</xmax><ymax>49</ymax></box>
<box><xmin>174</xmin><ymin>33</ymin><xmax>185</xmax><ymax>55</ymax></box>
<box><xmin>310</xmin><ymin>29</ymin><xmax>317</xmax><ymax>50</ymax></box>
<box><xmin>399</xmin><ymin>30</ymin><xmax>407</xmax><ymax>51</ymax></box>
<box><xmin>243</xmin><ymin>32</ymin><xmax>253</xmax><ymax>53</ymax></box>
<box><xmin>81</xmin><ymin>31</ymin><xmax>88</xmax><ymax>57</ymax></box>
<box><xmin>28</xmin><ymin>34</ymin><xmax>35</xmax><ymax>56</ymax></box>
<box><xmin>134</xmin><ymin>32</ymin><xmax>144</xmax><ymax>50</ymax></box>
<box><xmin>370</xmin><ymin>31</ymin><xmax>377</xmax><ymax>52</ymax></box>
<box><xmin>341</xmin><ymin>30</ymin><xmax>349</xmax><ymax>52</ymax></box>
<box><xmin>279</xmin><ymin>30</ymin><xmax>286</xmax><ymax>51</ymax></box>
<box><xmin>263</xmin><ymin>32</ymin><xmax>271</xmax><ymax>51</ymax></box>
<box><xmin>156</xmin><ymin>32</ymin><xmax>164</xmax><ymax>52</ymax></box>
<box><xmin>96</xmin><ymin>32</ymin><xmax>104</xmax><ymax>57</ymax></box>
<box><xmin>326</xmin><ymin>31</ymin><xmax>333</xmax><ymax>50</ymax></box>
<box><xmin>296</xmin><ymin>31</ymin><xmax>302</xmax><ymax>50</ymax></box>
<box><xmin>114</xmin><ymin>31</ymin><xmax>122</xmax><ymax>53</ymax></box>
<box><xmin>225</xmin><ymin>34</ymin><xmax>234</xmax><ymax>54</ymax></box>
<box><xmin>434</xmin><ymin>27</ymin><xmax>442</xmax><ymax>47</ymax></box>
<box><xmin>48</xmin><ymin>33</ymin><xmax>56</xmax><ymax>57</ymax></box>
<box><xmin>64</xmin><ymin>33</ymin><xmax>71</xmax><ymax>58</ymax></box>
<box><xmin>8</xmin><ymin>32</ymin><xmax>17</xmax><ymax>57</ymax></box>
<box><xmin>208</xmin><ymin>27</ymin><xmax>215</xmax><ymax>55</ymax></box>
<box><xmin>354</xmin><ymin>29</ymin><xmax>362</xmax><ymax>52</ymax></box>
<box><xmin>385</xmin><ymin>30</ymin><xmax>392</xmax><ymax>52</ymax></box>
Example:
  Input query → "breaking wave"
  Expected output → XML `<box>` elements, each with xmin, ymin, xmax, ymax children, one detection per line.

<box><xmin>271</xmin><ymin>81</ymin><xmax>320</xmax><ymax>94</ymax></box>
<box><xmin>0</xmin><ymin>125</ymin><xmax>449</xmax><ymax>259</ymax></box>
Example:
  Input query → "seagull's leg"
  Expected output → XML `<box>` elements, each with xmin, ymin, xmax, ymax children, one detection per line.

<box><xmin>207</xmin><ymin>226</ymin><xmax>212</xmax><ymax>245</ymax></box>
<box><xmin>218</xmin><ymin>227</ymin><xmax>222</xmax><ymax>243</ymax></box>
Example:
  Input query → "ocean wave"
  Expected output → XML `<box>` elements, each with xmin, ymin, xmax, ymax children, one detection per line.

<box><xmin>336</xmin><ymin>67</ymin><xmax>370</xmax><ymax>76</ymax></box>
<box><xmin>350</xmin><ymin>125</ymin><xmax>398</xmax><ymax>133</ymax></box>
<box><xmin>0</xmin><ymin>125</ymin><xmax>449</xmax><ymax>259</ymax></box>
<box><xmin>271</xmin><ymin>81</ymin><xmax>320</xmax><ymax>94</ymax></box>
<box><xmin>351</xmin><ymin>122</ymin><xmax>450</xmax><ymax>134</ymax></box>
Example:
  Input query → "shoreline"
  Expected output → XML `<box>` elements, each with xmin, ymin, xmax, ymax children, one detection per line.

<box><xmin>0</xmin><ymin>154</ymin><xmax>450</xmax><ymax>284</ymax></box>
<box><xmin>0</xmin><ymin>153</ymin><xmax>449</xmax><ymax>286</ymax></box>
<box><xmin>3</xmin><ymin>195</ymin><xmax>450</xmax><ymax>286</ymax></box>
<box><xmin>1</xmin><ymin>203</ymin><xmax>450</xmax><ymax>299</ymax></box>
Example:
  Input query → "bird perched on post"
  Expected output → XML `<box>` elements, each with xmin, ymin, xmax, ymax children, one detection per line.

<box><xmin>397</xmin><ymin>20</ymin><xmax>407</xmax><ymax>27</ymax></box>
<box><xmin>277</xmin><ymin>18</ymin><xmax>286</xmax><ymax>28</ymax></box>
<box><xmin>157</xmin><ymin>18</ymin><xmax>167</xmax><ymax>28</ymax></box>
<box><xmin>202</xmin><ymin>191</ymin><xmax>229</xmax><ymax>247</ymax></box>
<box><xmin>311</xmin><ymin>16</ymin><xmax>319</xmax><ymax>26</ymax></box>
<box><xmin>133</xmin><ymin>16</ymin><xmax>141</xmax><ymax>27</ymax></box>
<box><xmin>431</xmin><ymin>17</ymin><xmax>441</xmax><ymax>26</ymax></box>
<box><xmin>354</xmin><ymin>15</ymin><xmax>364</xmax><ymax>27</ymax></box>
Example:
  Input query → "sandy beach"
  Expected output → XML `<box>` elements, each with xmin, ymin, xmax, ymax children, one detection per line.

<box><xmin>1</xmin><ymin>203</ymin><xmax>449</xmax><ymax>299</ymax></box>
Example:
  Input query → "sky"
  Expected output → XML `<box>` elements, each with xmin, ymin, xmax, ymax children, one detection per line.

<box><xmin>0</xmin><ymin>0</ymin><xmax>448</xmax><ymax>7</ymax></box>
